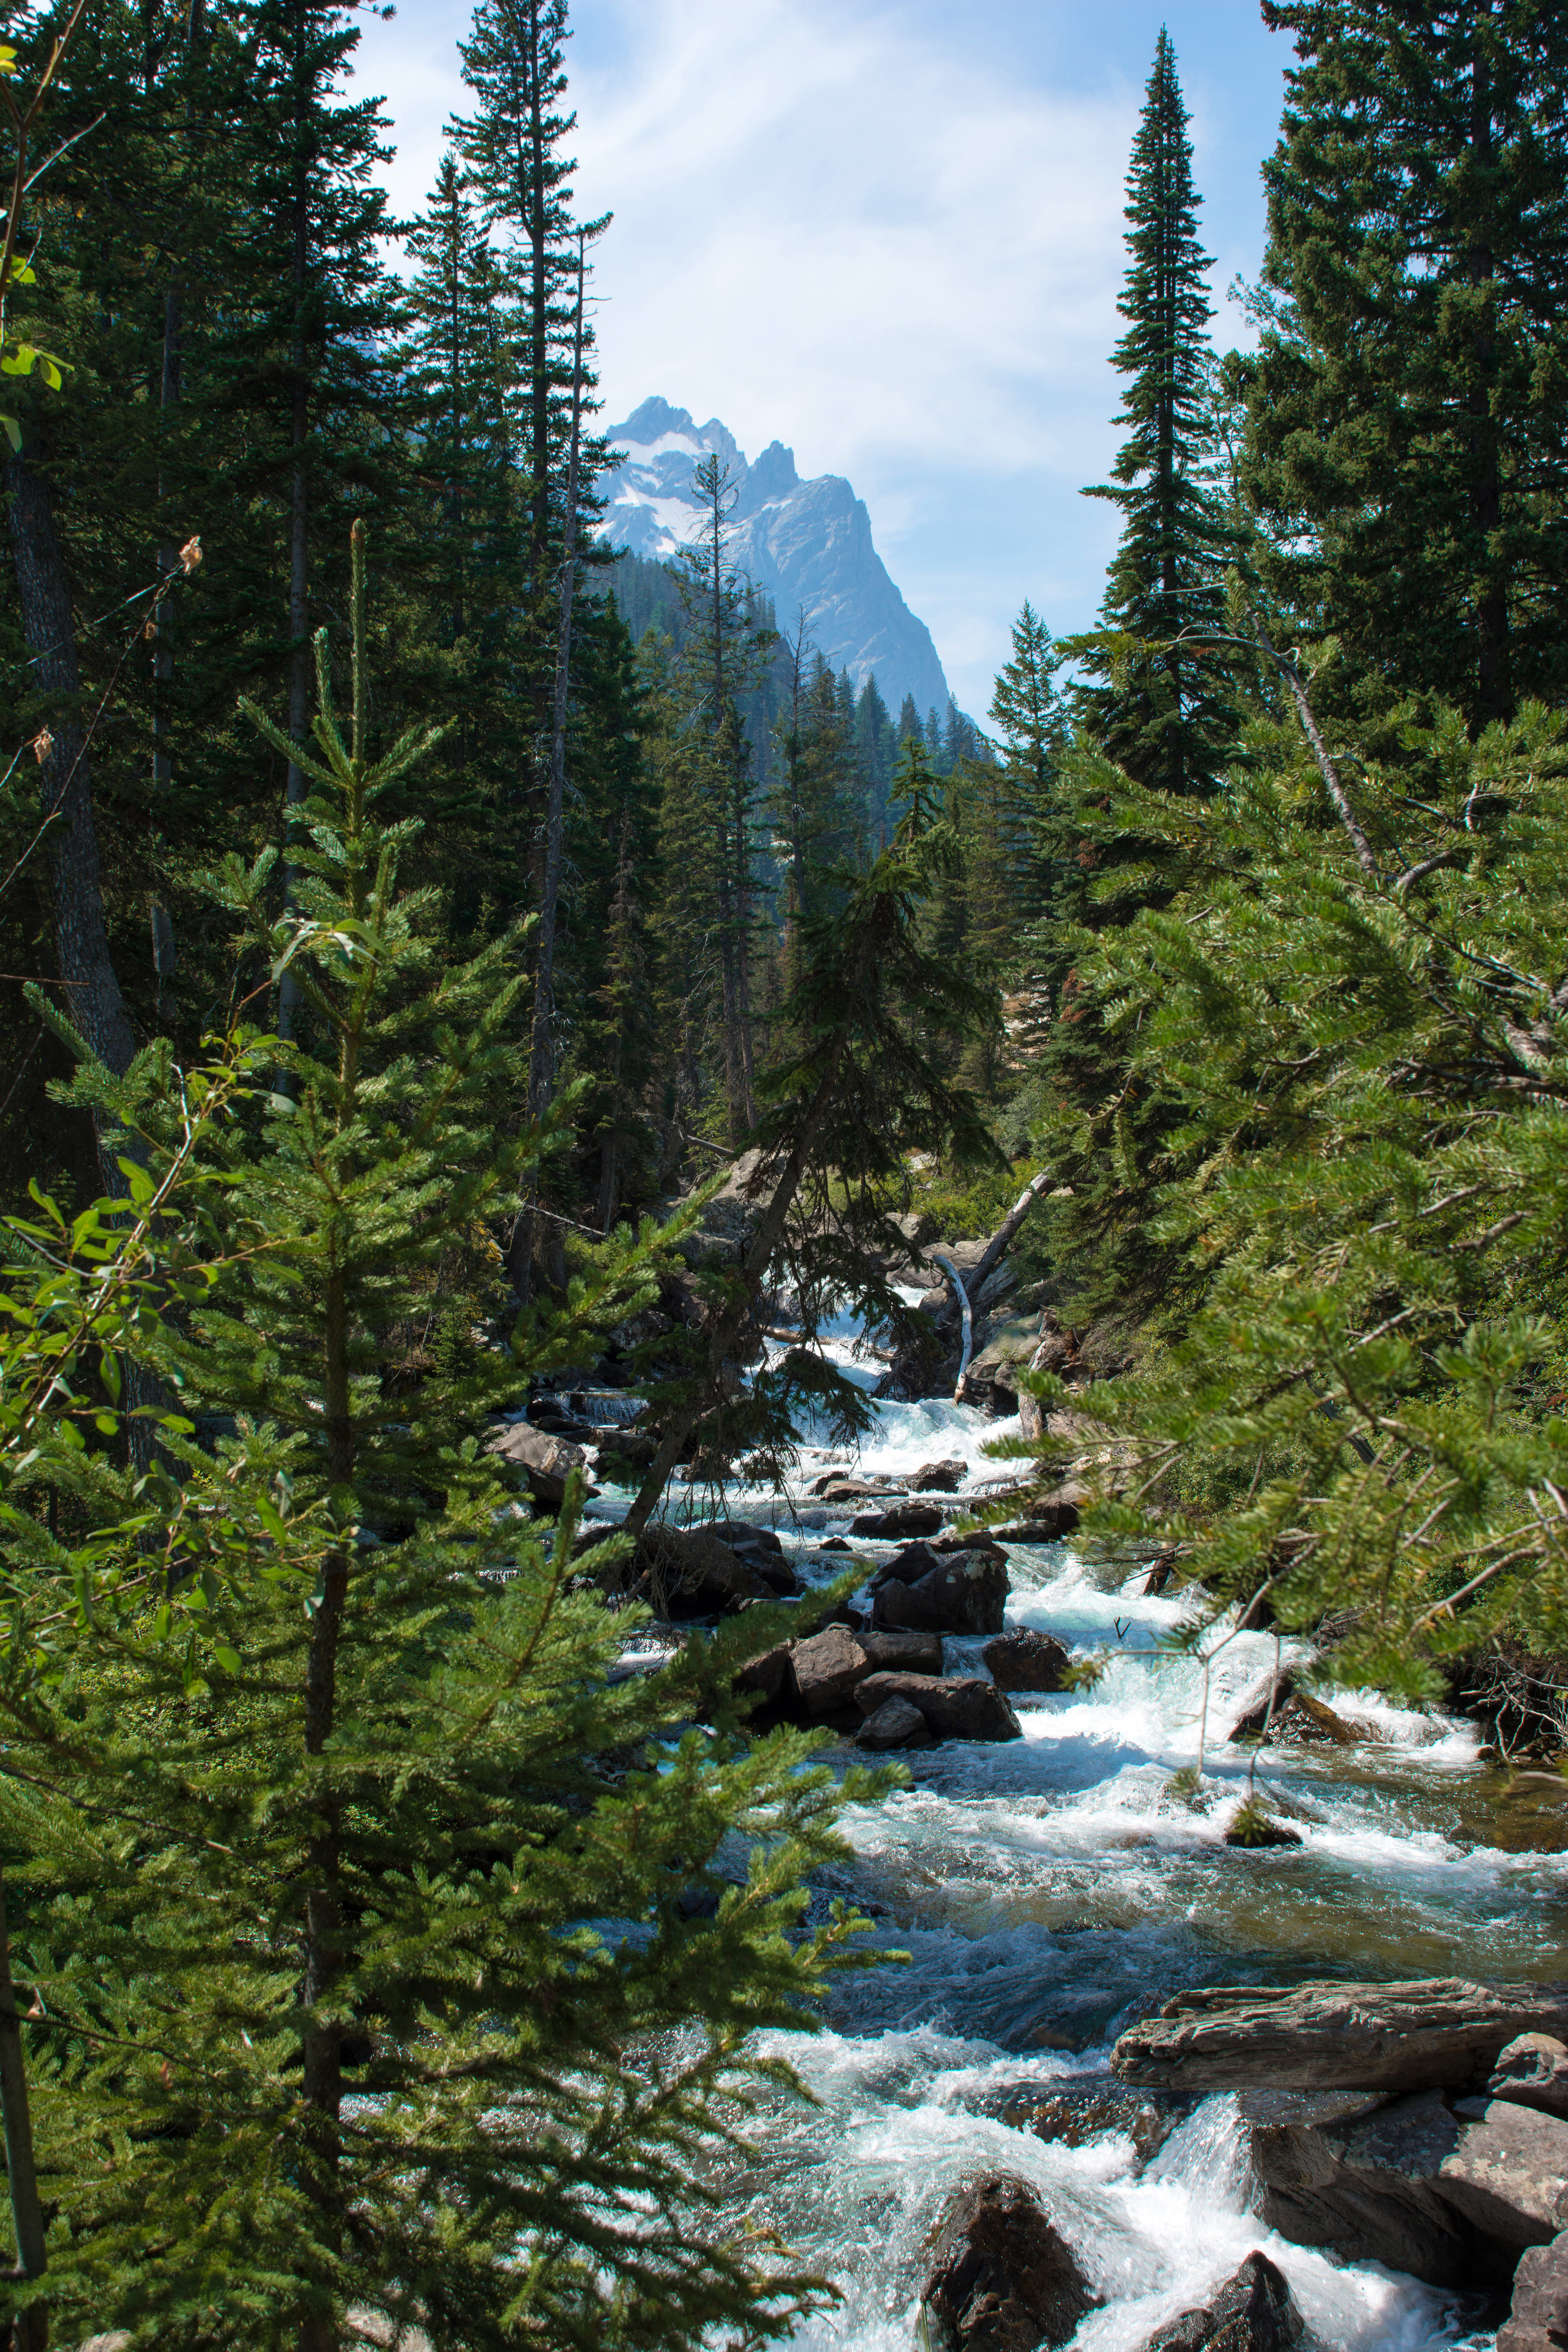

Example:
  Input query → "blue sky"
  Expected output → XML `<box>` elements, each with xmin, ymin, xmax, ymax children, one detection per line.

<box><xmin>353</xmin><ymin>0</ymin><xmax>1294</xmax><ymax>715</ymax></box>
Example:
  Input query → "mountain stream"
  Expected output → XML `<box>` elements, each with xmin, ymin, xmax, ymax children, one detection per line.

<box><xmin>579</xmin><ymin>1314</ymin><xmax>1568</xmax><ymax>2352</ymax></box>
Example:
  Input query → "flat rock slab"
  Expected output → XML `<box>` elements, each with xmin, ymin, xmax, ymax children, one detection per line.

<box><xmin>1243</xmin><ymin>2087</ymin><xmax>1476</xmax><ymax>2287</ymax></box>
<box><xmin>922</xmin><ymin>2173</ymin><xmax>1100</xmax><ymax>2352</ymax></box>
<box><xmin>486</xmin><ymin>1420</ymin><xmax>587</xmax><ymax>1506</ymax></box>
<box><xmin>1114</xmin><ymin>1977</ymin><xmax>1568</xmax><ymax>2095</ymax></box>
<box><xmin>855</xmin><ymin>1671</ymin><xmax>1022</xmax><ymax>1743</ymax></box>
<box><xmin>1142</xmin><ymin>2251</ymin><xmax>1304</xmax><ymax>2352</ymax></box>
<box><xmin>1498</xmin><ymin>2228</ymin><xmax>1568</xmax><ymax>2352</ymax></box>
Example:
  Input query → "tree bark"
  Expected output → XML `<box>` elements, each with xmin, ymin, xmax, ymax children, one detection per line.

<box><xmin>0</xmin><ymin>1866</ymin><xmax>48</xmax><ymax>2352</ymax></box>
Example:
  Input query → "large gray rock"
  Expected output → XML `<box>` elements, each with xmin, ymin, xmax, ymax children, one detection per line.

<box><xmin>1243</xmin><ymin>2088</ymin><xmax>1477</xmax><ymax>2288</ymax></box>
<box><xmin>789</xmin><ymin>1626</ymin><xmax>872</xmax><ymax>1717</ymax></box>
<box><xmin>486</xmin><ymin>1420</ymin><xmax>588</xmax><ymax>1506</ymax></box>
<box><xmin>987</xmin><ymin>1496</ymin><xmax>1083</xmax><ymax>1543</ymax></box>
<box><xmin>956</xmin><ymin>1314</ymin><xmax>1046</xmax><ymax>1412</ymax></box>
<box><xmin>984</xmin><ymin>1630</ymin><xmax>1070</xmax><ymax>1693</ymax></box>
<box><xmin>873</xmin><ymin>1552</ymin><xmax>1009</xmax><ymax>1636</ymax></box>
<box><xmin>873</xmin><ymin>1539</ymin><xmax>947</xmax><ymax>1586</ymax></box>
<box><xmin>921</xmin><ymin>2173</ymin><xmax>1100</xmax><ymax>2352</ymax></box>
<box><xmin>860</xmin><ymin>1629</ymin><xmax>943</xmax><ymax>1674</ymax></box>
<box><xmin>854</xmin><ymin>1672</ymin><xmax>1022</xmax><ymax>1743</ymax></box>
<box><xmin>1497</xmin><ymin>2229</ymin><xmax>1568</xmax><ymax>2352</ymax></box>
<box><xmin>1437</xmin><ymin>2099</ymin><xmax>1568</xmax><ymax>2249</ymax></box>
<box><xmin>1142</xmin><ymin>2251</ymin><xmax>1304</xmax><ymax>2352</ymax></box>
<box><xmin>855</xmin><ymin>1697</ymin><xmax>933</xmax><ymax>1751</ymax></box>
<box><xmin>906</xmin><ymin>1457</ymin><xmax>969</xmax><ymax>1492</ymax></box>
<box><xmin>1490</xmin><ymin>2035</ymin><xmax>1568</xmax><ymax>2120</ymax></box>
<box><xmin>1113</xmin><ymin>1978</ymin><xmax>1568</xmax><ymax>2095</ymax></box>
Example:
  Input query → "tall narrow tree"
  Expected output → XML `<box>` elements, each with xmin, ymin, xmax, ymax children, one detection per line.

<box><xmin>1074</xmin><ymin>28</ymin><xmax>1240</xmax><ymax>795</ymax></box>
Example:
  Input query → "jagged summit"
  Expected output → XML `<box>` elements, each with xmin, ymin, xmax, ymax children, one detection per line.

<box><xmin>600</xmin><ymin>399</ymin><xmax>952</xmax><ymax>722</ymax></box>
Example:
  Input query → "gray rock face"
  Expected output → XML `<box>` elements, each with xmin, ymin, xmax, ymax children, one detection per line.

<box><xmin>1497</xmin><ymin>2229</ymin><xmax>1568</xmax><ymax>2352</ymax></box>
<box><xmin>1142</xmin><ymin>2251</ymin><xmax>1304</xmax><ymax>2352</ymax></box>
<box><xmin>789</xmin><ymin>1625</ymin><xmax>873</xmax><ymax>1717</ymax></box>
<box><xmin>1113</xmin><ymin>1978</ymin><xmax>1568</xmax><ymax>2095</ymax></box>
<box><xmin>1243</xmin><ymin>2088</ymin><xmax>1477</xmax><ymax>2287</ymax></box>
<box><xmin>984</xmin><ymin>1630</ymin><xmax>1070</xmax><ymax>1693</ymax></box>
<box><xmin>921</xmin><ymin>2173</ymin><xmax>1100</xmax><ymax>2352</ymax></box>
<box><xmin>1490</xmin><ymin>2034</ymin><xmax>1568</xmax><ymax>2120</ymax></box>
<box><xmin>855</xmin><ymin>1696</ymin><xmax>933</xmax><ymax>1751</ymax></box>
<box><xmin>600</xmin><ymin>398</ymin><xmax>951</xmax><ymax>720</ymax></box>
<box><xmin>873</xmin><ymin>1551</ymin><xmax>1009</xmax><ymax>1635</ymax></box>
<box><xmin>1437</xmin><ymin>2099</ymin><xmax>1568</xmax><ymax>2249</ymax></box>
<box><xmin>873</xmin><ymin>1538</ymin><xmax>947</xmax><ymax>1586</ymax></box>
<box><xmin>854</xmin><ymin>1671</ymin><xmax>1022</xmax><ymax>1743</ymax></box>
<box><xmin>486</xmin><ymin>1420</ymin><xmax>587</xmax><ymax>1506</ymax></box>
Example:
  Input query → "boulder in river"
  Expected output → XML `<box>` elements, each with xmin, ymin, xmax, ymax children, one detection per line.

<box><xmin>813</xmin><ymin>1474</ymin><xmax>893</xmax><ymax>1502</ymax></box>
<box><xmin>1227</xmin><ymin>1666</ymin><xmax>1358</xmax><ymax>1746</ymax></box>
<box><xmin>1489</xmin><ymin>2034</ymin><xmax>1568</xmax><ymax>2120</ymax></box>
<box><xmin>921</xmin><ymin>2173</ymin><xmax>1101</xmax><ymax>2352</ymax></box>
<box><xmin>854</xmin><ymin>1671</ymin><xmax>1022</xmax><ymax>1743</ymax></box>
<box><xmin>1498</xmin><ymin>2228</ymin><xmax>1568</xmax><ymax>2352</ymax></box>
<box><xmin>984</xmin><ymin>1630</ymin><xmax>1071</xmax><ymax>1693</ymax></box>
<box><xmin>1141</xmin><ymin>2250</ymin><xmax>1304</xmax><ymax>2352</ymax></box>
<box><xmin>698</xmin><ymin>1520</ymin><xmax>801</xmax><ymax>1596</ymax></box>
<box><xmin>987</xmin><ymin>1495</ymin><xmax>1083</xmax><ymax>1544</ymax></box>
<box><xmin>850</xmin><ymin>1498</ymin><xmax>944</xmax><ymax>1539</ymax></box>
<box><xmin>873</xmin><ymin>1551</ymin><xmax>1009</xmax><ymax>1636</ymax></box>
<box><xmin>790</xmin><ymin>1625</ymin><xmax>874</xmax><ymax>1717</ymax></box>
<box><xmin>856</xmin><ymin>1696</ymin><xmax>933</xmax><ymax>1751</ymax></box>
<box><xmin>1241</xmin><ymin>2087</ymin><xmax>1480</xmax><ymax>2287</ymax></box>
<box><xmin>905</xmin><ymin>1457</ymin><xmax>969</xmax><ymax>1492</ymax></box>
<box><xmin>1112</xmin><ymin>1977</ymin><xmax>1568</xmax><ymax>2095</ymax></box>
<box><xmin>637</xmin><ymin>1526</ymin><xmax>771</xmax><ymax>1616</ymax></box>
<box><xmin>873</xmin><ymin>1538</ymin><xmax>947</xmax><ymax>1586</ymax></box>
<box><xmin>486</xmin><ymin>1419</ymin><xmax>588</xmax><ymax>1506</ymax></box>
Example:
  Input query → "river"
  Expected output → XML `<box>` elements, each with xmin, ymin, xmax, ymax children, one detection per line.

<box><xmin>581</xmin><ymin>1320</ymin><xmax>1568</xmax><ymax>2352</ymax></box>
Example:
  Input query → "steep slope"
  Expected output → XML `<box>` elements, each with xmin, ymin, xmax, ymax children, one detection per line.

<box><xmin>599</xmin><ymin>397</ymin><xmax>952</xmax><ymax>722</ymax></box>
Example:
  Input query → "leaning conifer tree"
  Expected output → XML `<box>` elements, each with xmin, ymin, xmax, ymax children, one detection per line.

<box><xmin>0</xmin><ymin>528</ymin><xmax>889</xmax><ymax>2352</ymax></box>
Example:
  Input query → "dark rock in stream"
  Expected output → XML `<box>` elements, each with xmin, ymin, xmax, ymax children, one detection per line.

<box><xmin>855</xmin><ymin>1696</ymin><xmax>933</xmax><ymax>1750</ymax></box>
<box><xmin>1489</xmin><ymin>2033</ymin><xmax>1568</xmax><ymax>2120</ymax></box>
<box><xmin>873</xmin><ymin>1538</ymin><xmax>946</xmax><ymax>1585</ymax></box>
<box><xmin>850</xmin><ymin>1498</ymin><xmax>944</xmax><ymax>1539</ymax></box>
<box><xmin>637</xmin><ymin>1525</ymin><xmax>770</xmax><ymax>1616</ymax></box>
<box><xmin>873</xmin><ymin>1552</ymin><xmax>1009</xmax><ymax>1636</ymax></box>
<box><xmin>1498</xmin><ymin>2228</ymin><xmax>1568</xmax><ymax>2351</ymax></box>
<box><xmin>987</xmin><ymin>1496</ymin><xmax>1082</xmax><ymax>1543</ymax></box>
<box><xmin>905</xmin><ymin>1457</ymin><xmax>969</xmax><ymax>1492</ymax></box>
<box><xmin>1003</xmin><ymin>2080</ymin><xmax>1189</xmax><ymax>2167</ymax></box>
<box><xmin>854</xmin><ymin>1671</ymin><xmax>1022</xmax><ymax>1742</ymax></box>
<box><xmin>921</xmin><ymin>2173</ymin><xmax>1101</xmax><ymax>2352</ymax></box>
<box><xmin>1141</xmin><ymin>2250</ymin><xmax>1304</xmax><ymax>2352</ymax></box>
<box><xmin>1112</xmin><ymin>1976</ymin><xmax>1568</xmax><ymax>2095</ymax></box>
<box><xmin>984</xmin><ymin>1630</ymin><xmax>1071</xmax><ymax>1693</ymax></box>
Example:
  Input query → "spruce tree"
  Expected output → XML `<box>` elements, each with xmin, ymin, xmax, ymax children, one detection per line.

<box><xmin>1249</xmin><ymin>1</ymin><xmax>1568</xmax><ymax>735</ymax></box>
<box><xmin>1074</xmin><ymin>28</ymin><xmax>1241</xmax><ymax>795</ymax></box>
<box><xmin>0</xmin><ymin>532</ymin><xmax>890</xmax><ymax>2351</ymax></box>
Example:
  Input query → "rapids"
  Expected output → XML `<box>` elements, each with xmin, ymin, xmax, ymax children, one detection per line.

<box><xmin>581</xmin><ymin>1325</ymin><xmax>1567</xmax><ymax>2352</ymax></box>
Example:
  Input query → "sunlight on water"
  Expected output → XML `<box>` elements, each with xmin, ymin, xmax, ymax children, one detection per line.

<box><xmin>585</xmin><ymin>1345</ymin><xmax>1568</xmax><ymax>2348</ymax></box>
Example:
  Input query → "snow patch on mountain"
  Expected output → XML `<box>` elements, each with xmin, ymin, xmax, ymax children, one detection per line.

<box><xmin>600</xmin><ymin>397</ymin><xmax>953</xmax><ymax>722</ymax></box>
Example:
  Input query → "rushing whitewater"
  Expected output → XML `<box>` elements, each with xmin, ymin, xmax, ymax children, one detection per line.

<box><xmin>582</xmin><ymin>1322</ymin><xmax>1564</xmax><ymax>2351</ymax></box>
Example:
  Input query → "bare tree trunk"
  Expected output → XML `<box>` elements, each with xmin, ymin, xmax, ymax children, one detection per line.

<box><xmin>277</xmin><ymin>16</ymin><xmax>313</xmax><ymax>1046</ymax></box>
<box><xmin>0</xmin><ymin>1866</ymin><xmax>47</xmax><ymax>2352</ymax></box>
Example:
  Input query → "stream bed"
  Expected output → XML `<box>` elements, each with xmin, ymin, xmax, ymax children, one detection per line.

<box><xmin>582</xmin><ymin>1350</ymin><xmax>1568</xmax><ymax>2352</ymax></box>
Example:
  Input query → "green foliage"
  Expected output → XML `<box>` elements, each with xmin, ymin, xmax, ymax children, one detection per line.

<box><xmin>0</xmin><ymin>542</ymin><xmax>895</xmax><ymax>2349</ymax></box>
<box><xmin>1008</xmin><ymin>689</ymin><xmax>1568</xmax><ymax>1695</ymax></box>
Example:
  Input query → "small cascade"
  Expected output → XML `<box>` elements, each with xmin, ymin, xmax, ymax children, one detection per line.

<box><xmin>578</xmin><ymin>1324</ymin><xmax>1564</xmax><ymax>2351</ymax></box>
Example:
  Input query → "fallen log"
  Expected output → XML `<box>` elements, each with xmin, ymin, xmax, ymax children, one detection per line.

<box><xmin>1114</xmin><ymin>1978</ymin><xmax>1568</xmax><ymax>2096</ymax></box>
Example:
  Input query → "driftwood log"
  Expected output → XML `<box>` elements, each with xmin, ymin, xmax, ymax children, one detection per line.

<box><xmin>1113</xmin><ymin>1978</ymin><xmax>1568</xmax><ymax>2095</ymax></box>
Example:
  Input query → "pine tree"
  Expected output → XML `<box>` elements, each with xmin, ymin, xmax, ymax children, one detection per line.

<box><xmin>1073</xmin><ymin>28</ymin><xmax>1242</xmax><ymax>795</ymax></box>
<box><xmin>0</xmin><ymin>532</ymin><xmax>890</xmax><ymax>2350</ymax></box>
<box><xmin>853</xmin><ymin>673</ymin><xmax>895</xmax><ymax>845</ymax></box>
<box><xmin>1248</xmin><ymin>1</ymin><xmax>1568</xmax><ymax>735</ymax></box>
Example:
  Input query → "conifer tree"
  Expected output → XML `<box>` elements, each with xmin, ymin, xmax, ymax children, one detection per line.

<box><xmin>0</xmin><ymin>532</ymin><xmax>890</xmax><ymax>2351</ymax></box>
<box><xmin>1249</xmin><ymin>1</ymin><xmax>1568</xmax><ymax>735</ymax></box>
<box><xmin>1074</xmin><ymin>28</ymin><xmax>1241</xmax><ymax>794</ymax></box>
